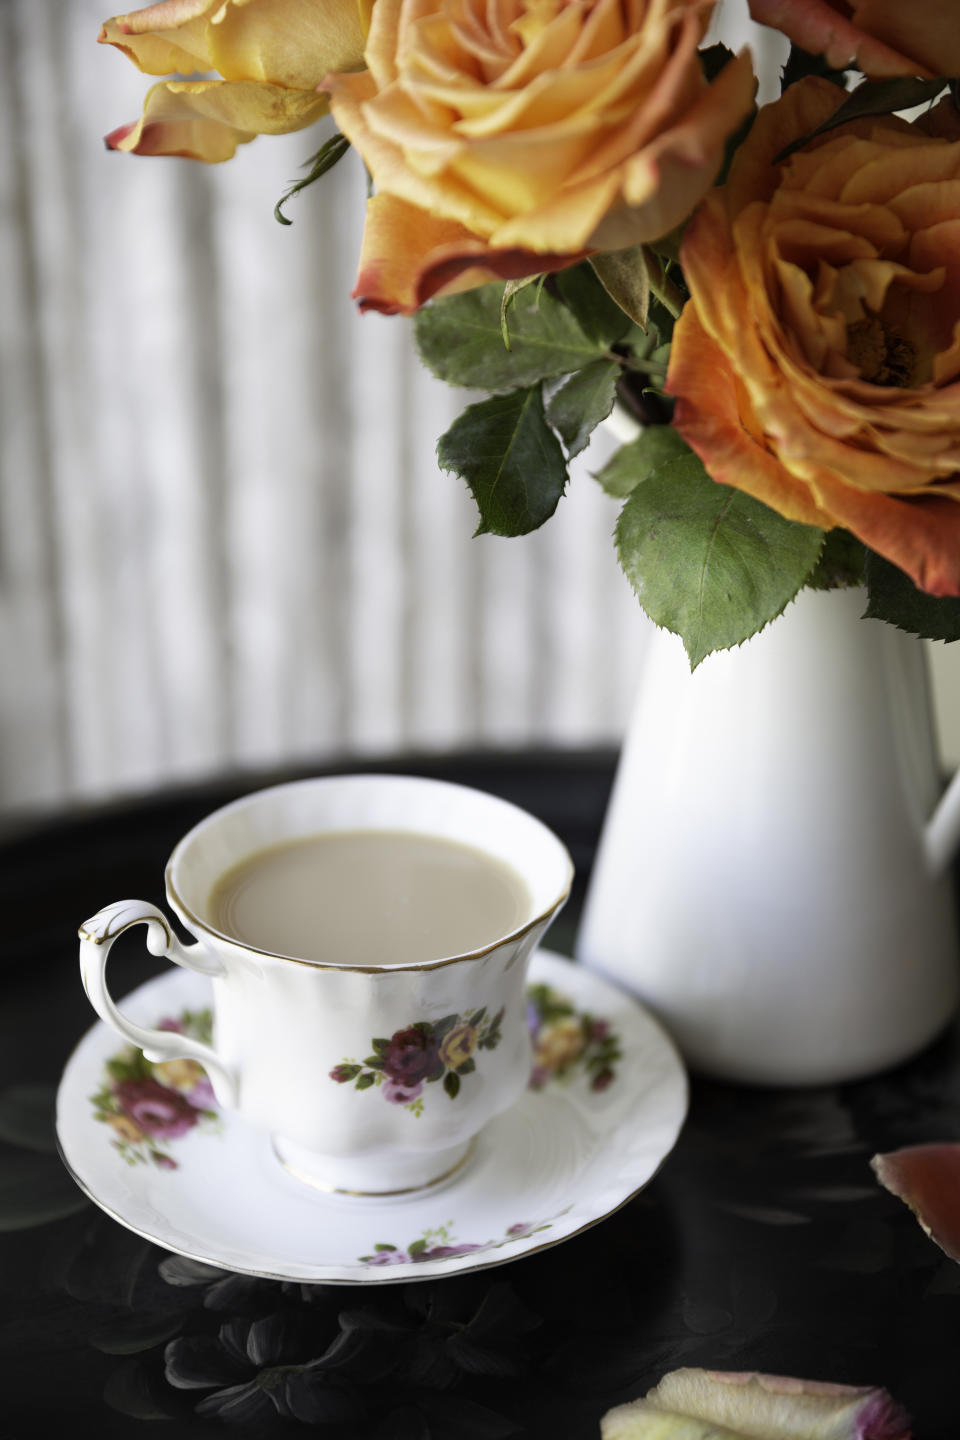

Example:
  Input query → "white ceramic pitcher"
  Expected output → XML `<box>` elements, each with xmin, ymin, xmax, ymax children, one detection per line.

<box><xmin>575</xmin><ymin>587</ymin><xmax>960</xmax><ymax>1085</ymax></box>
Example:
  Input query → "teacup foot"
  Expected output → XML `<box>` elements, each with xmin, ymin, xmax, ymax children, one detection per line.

<box><xmin>272</xmin><ymin>1135</ymin><xmax>477</xmax><ymax>1196</ymax></box>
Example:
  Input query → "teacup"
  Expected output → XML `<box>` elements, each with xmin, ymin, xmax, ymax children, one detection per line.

<box><xmin>78</xmin><ymin>774</ymin><xmax>573</xmax><ymax>1194</ymax></box>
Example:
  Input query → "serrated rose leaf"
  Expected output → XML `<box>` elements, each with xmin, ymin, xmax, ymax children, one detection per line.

<box><xmin>553</xmin><ymin>264</ymin><xmax>635</xmax><ymax>348</ymax></box>
<box><xmin>544</xmin><ymin>360</ymin><xmax>620</xmax><ymax>459</ymax></box>
<box><xmin>414</xmin><ymin>283</ymin><xmax>610</xmax><ymax>391</ymax></box>
<box><xmin>602</xmin><ymin>1368</ymin><xmax>911</xmax><ymax>1440</ymax></box>
<box><xmin>872</xmin><ymin>1143</ymin><xmax>960</xmax><ymax>1263</ymax></box>
<box><xmin>865</xmin><ymin>555</ymin><xmax>960</xmax><ymax>641</ymax></box>
<box><xmin>594</xmin><ymin>426</ymin><xmax>692</xmax><ymax>499</ymax></box>
<box><xmin>615</xmin><ymin>455</ymin><xmax>824</xmax><ymax>667</ymax></box>
<box><xmin>438</xmin><ymin>389</ymin><xmax>567</xmax><ymax>536</ymax></box>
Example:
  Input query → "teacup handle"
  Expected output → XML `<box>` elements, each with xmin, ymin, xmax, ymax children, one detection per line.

<box><xmin>78</xmin><ymin>899</ymin><xmax>237</xmax><ymax>1107</ymax></box>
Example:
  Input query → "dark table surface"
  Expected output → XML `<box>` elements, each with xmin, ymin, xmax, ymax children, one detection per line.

<box><xmin>1</xmin><ymin>749</ymin><xmax>959</xmax><ymax>1440</ymax></box>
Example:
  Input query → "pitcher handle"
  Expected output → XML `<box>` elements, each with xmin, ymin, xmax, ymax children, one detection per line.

<box><xmin>78</xmin><ymin>899</ymin><xmax>237</xmax><ymax>1107</ymax></box>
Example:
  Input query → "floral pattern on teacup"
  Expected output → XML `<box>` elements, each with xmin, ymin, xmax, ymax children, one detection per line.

<box><xmin>526</xmin><ymin>983</ymin><xmax>621</xmax><ymax>1093</ymax></box>
<box><xmin>330</xmin><ymin>1006</ymin><xmax>504</xmax><ymax>1116</ymax></box>
<box><xmin>359</xmin><ymin>1217</ymin><xmax>556</xmax><ymax>1267</ymax></box>
<box><xmin>90</xmin><ymin>1009</ymin><xmax>220</xmax><ymax>1169</ymax></box>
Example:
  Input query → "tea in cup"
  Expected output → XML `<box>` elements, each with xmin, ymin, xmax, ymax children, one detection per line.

<box><xmin>78</xmin><ymin>774</ymin><xmax>573</xmax><ymax>1194</ymax></box>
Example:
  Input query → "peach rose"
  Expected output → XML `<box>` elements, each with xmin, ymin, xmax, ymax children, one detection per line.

<box><xmin>323</xmin><ymin>0</ymin><xmax>756</xmax><ymax>314</ymax></box>
<box><xmin>100</xmin><ymin>0</ymin><xmax>371</xmax><ymax>162</ymax></box>
<box><xmin>748</xmin><ymin>0</ymin><xmax>960</xmax><ymax>80</ymax></box>
<box><xmin>666</xmin><ymin>77</ymin><xmax>960</xmax><ymax>597</ymax></box>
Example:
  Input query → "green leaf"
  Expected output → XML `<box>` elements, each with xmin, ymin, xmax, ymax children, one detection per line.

<box><xmin>444</xmin><ymin>1072</ymin><xmax>461</xmax><ymax>1099</ymax></box>
<box><xmin>589</xmin><ymin>247</ymin><xmax>651</xmax><ymax>331</ymax></box>
<box><xmin>409</xmin><ymin>1238</ymin><xmax>428</xmax><ymax>1256</ymax></box>
<box><xmin>372</xmin><ymin>1038</ymin><xmax>389</xmax><ymax>1053</ymax></box>
<box><xmin>544</xmin><ymin>361</ymin><xmax>620</xmax><ymax>459</ymax></box>
<box><xmin>616</xmin><ymin>454</ymin><xmax>825</xmax><ymax>667</ymax></box>
<box><xmin>415</xmin><ymin>283</ymin><xmax>610</xmax><ymax>391</ymax></box>
<box><xmin>274</xmin><ymin>131</ymin><xmax>350</xmax><ymax>225</ymax></box>
<box><xmin>355</xmin><ymin>1072</ymin><xmax>376</xmax><ymax>1091</ymax></box>
<box><xmin>467</xmin><ymin>1008</ymin><xmax>487</xmax><ymax>1026</ymax></box>
<box><xmin>432</xmin><ymin>1014</ymin><xmax>461</xmax><ymax>1040</ymax></box>
<box><xmin>500</xmin><ymin>275</ymin><xmax>544</xmax><ymax>346</ymax></box>
<box><xmin>805</xmin><ymin>529</ymin><xmax>866</xmax><ymax>590</ymax></box>
<box><xmin>363</xmin><ymin>1056</ymin><xmax>385</xmax><ymax>1070</ymax></box>
<box><xmin>0</xmin><ymin>1084</ymin><xmax>57</xmax><ymax>1153</ymax></box>
<box><xmin>456</xmin><ymin>1057</ymin><xmax>477</xmax><ymax>1075</ymax></box>
<box><xmin>774</xmin><ymin>76</ymin><xmax>948</xmax><ymax>163</ymax></box>
<box><xmin>0</xmin><ymin>1153</ymin><xmax>89</xmax><ymax>1230</ymax></box>
<box><xmin>594</xmin><ymin>426</ymin><xmax>692</xmax><ymax>499</ymax></box>
<box><xmin>374</xmin><ymin>1243</ymin><xmax>397</xmax><ymax>1252</ymax></box>
<box><xmin>438</xmin><ymin>388</ymin><xmax>568</xmax><ymax>536</ymax></box>
<box><xmin>864</xmin><ymin>554</ymin><xmax>960</xmax><ymax>640</ymax></box>
<box><xmin>552</xmin><ymin>263</ymin><xmax>634</xmax><ymax>348</ymax></box>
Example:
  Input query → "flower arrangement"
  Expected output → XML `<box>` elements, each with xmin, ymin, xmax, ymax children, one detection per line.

<box><xmin>99</xmin><ymin>0</ymin><xmax>960</xmax><ymax>664</ymax></box>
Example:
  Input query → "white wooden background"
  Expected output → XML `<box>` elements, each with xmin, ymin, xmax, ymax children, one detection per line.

<box><xmin>1</xmin><ymin>0</ymin><xmax>958</xmax><ymax>819</ymax></box>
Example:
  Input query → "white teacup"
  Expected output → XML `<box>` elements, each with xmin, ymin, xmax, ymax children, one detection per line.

<box><xmin>78</xmin><ymin>774</ymin><xmax>573</xmax><ymax>1194</ymax></box>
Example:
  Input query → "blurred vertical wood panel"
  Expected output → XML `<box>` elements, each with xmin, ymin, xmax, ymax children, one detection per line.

<box><xmin>0</xmin><ymin>0</ymin><xmax>643</xmax><ymax>817</ymax></box>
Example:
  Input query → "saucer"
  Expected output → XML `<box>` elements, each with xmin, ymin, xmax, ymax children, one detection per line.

<box><xmin>56</xmin><ymin>951</ymin><xmax>687</xmax><ymax>1284</ymax></box>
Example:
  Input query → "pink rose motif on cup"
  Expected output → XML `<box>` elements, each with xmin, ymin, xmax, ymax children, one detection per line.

<box><xmin>330</xmin><ymin>1006</ymin><xmax>503</xmax><ymax>1116</ymax></box>
<box><xmin>90</xmin><ymin>1008</ymin><xmax>221</xmax><ymax>1169</ymax></box>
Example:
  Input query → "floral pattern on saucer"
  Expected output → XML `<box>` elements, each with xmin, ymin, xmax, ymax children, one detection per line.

<box><xmin>89</xmin><ymin>981</ymin><xmax>622</xmax><ymax>1170</ymax></box>
<box><xmin>89</xmin><ymin>1008</ymin><xmax>220</xmax><ymax>1169</ymax></box>
<box><xmin>359</xmin><ymin>1215</ymin><xmax>564</xmax><ymax>1267</ymax></box>
<box><xmin>526</xmin><ymin>983</ymin><xmax>621</xmax><ymax>1093</ymax></box>
<box><xmin>329</xmin><ymin>1006</ymin><xmax>505</xmax><ymax>1115</ymax></box>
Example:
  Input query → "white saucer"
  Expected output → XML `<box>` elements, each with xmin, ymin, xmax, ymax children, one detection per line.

<box><xmin>56</xmin><ymin>951</ymin><xmax>687</xmax><ymax>1284</ymax></box>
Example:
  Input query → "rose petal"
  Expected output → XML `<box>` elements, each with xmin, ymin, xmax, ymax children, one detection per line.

<box><xmin>873</xmin><ymin>1143</ymin><xmax>960</xmax><ymax>1263</ymax></box>
<box><xmin>746</xmin><ymin>0</ymin><xmax>938</xmax><ymax>78</ymax></box>
<box><xmin>99</xmin><ymin>1</ymin><xmax>219</xmax><ymax>75</ymax></box>
<box><xmin>207</xmin><ymin>0</ymin><xmax>367</xmax><ymax>89</ymax></box>
<box><xmin>352</xmin><ymin>192</ymin><xmax>584</xmax><ymax>315</ymax></box>
<box><xmin>106</xmin><ymin>78</ymin><xmax>328</xmax><ymax>161</ymax></box>
<box><xmin>602</xmin><ymin>1368</ymin><xmax>911</xmax><ymax>1440</ymax></box>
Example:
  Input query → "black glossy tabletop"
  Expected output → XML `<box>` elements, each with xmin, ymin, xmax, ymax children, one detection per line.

<box><xmin>1</xmin><ymin>750</ymin><xmax>958</xmax><ymax>1439</ymax></box>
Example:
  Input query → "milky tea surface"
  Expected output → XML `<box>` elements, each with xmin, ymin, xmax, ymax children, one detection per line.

<box><xmin>207</xmin><ymin>830</ymin><xmax>532</xmax><ymax>966</ymax></box>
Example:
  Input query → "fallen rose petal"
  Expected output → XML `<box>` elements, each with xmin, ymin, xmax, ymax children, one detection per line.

<box><xmin>601</xmin><ymin>1368</ymin><xmax>911</xmax><ymax>1440</ymax></box>
<box><xmin>872</xmin><ymin>1142</ymin><xmax>960</xmax><ymax>1263</ymax></box>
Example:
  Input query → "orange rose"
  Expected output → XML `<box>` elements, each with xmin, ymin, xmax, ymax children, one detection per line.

<box><xmin>666</xmin><ymin>77</ymin><xmax>960</xmax><ymax>597</ymax></box>
<box><xmin>100</xmin><ymin>0</ymin><xmax>371</xmax><ymax>162</ymax></box>
<box><xmin>748</xmin><ymin>0</ymin><xmax>960</xmax><ymax>80</ymax></box>
<box><xmin>324</xmin><ymin>0</ymin><xmax>756</xmax><ymax>314</ymax></box>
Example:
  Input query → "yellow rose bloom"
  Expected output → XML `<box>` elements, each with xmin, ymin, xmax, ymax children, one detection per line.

<box><xmin>100</xmin><ymin>0</ymin><xmax>370</xmax><ymax>161</ymax></box>
<box><xmin>324</xmin><ymin>0</ymin><xmax>756</xmax><ymax>313</ymax></box>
